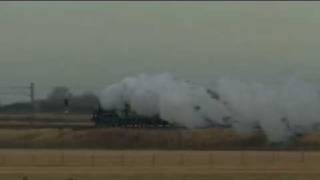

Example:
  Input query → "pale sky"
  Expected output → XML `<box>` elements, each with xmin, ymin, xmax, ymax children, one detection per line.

<box><xmin>1</xmin><ymin>2</ymin><xmax>320</xmax><ymax>103</ymax></box>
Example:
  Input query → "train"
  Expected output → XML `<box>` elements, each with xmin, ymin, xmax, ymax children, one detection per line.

<box><xmin>91</xmin><ymin>103</ymin><xmax>172</xmax><ymax>128</ymax></box>
<box><xmin>90</xmin><ymin>89</ymin><xmax>222</xmax><ymax>128</ymax></box>
<box><xmin>91</xmin><ymin>103</ymin><xmax>234</xmax><ymax>128</ymax></box>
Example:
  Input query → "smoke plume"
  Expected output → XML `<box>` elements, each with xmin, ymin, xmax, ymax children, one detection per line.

<box><xmin>99</xmin><ymin>73</ymin><xmax>320</xmax><ymax>142</ymax></box>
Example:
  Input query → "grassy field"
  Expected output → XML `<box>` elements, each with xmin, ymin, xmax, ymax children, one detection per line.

<box><xmin>0</xmin><ymin>149</ymin><xmax>319</xmax><ymax>169</ymax></box>
<box><xmin>0</xmin><ymin>114</ymin><xmax>319</xmax><ymax>179</ymax></box>
<box><xmin>0</xmin><ymin>127</ymin><xmax>318</xmax><ymax>150</ymax></box>
<box><xmin>1</xmin><ymin>173</ymin><xmax>320</xmax><ymax>180</ymax></box>
<box><xmin>0</xmin><ymin>113</ymin><xmax>90</xmax><ymax>121</ymax></box>
<box><xmin>0</xmin><ymin>113</ymin><xmax>319</xmax><ymax>150</ymax></box>
<box><xmin>0</xmin><ymin>149</ymin><xmax>318</xmax><ymax>180</ymax></box>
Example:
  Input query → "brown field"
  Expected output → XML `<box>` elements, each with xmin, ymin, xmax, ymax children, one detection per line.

<box><xmin>0</xmin><ymin>149</ymin><xmax>319</xmax><ymax>180</ymax></box>
<box><xmin>0</xmin><ymin>127</ymin><xmax>318</xmax><ymax>150</ymax></box>
<box><xmin>0</xmin><ymin>113</ymin><xmax>93</xmax><ymax>129</ymax></box>
<box><xmin>0</xmin><ymin>114</ymin><xmax>320</xmax><ymax>179</ymax></box>
<box><xmin>3</xmin><ymin>173</ymin><xmax>320</xmax><ymax>180</ymax></box>
<box><xmin>0</xmin><ymin>113</ymin><xmax>90</xmax><ymax>122</ymax></box>
<box><xmin>0</xmin><ymin>149</ymin><xmax>318</xmax><ymax>169</ymax></box>
<box><xmin>0</xmin><ymin>113</ymin><xmax>319</xmax><ymax>150</ymax></box>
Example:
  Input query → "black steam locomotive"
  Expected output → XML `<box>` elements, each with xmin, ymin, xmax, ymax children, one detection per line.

<box><xmin>91</xmin><ymin>103</ymin><xmax>172</xmax><ymax>128</ymax></box>
<box><xmin>91</xmin><ymin>89</ymin><xmax>229</xmax><ymax>128</ymax></box>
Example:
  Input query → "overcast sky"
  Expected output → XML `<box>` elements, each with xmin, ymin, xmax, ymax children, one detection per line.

<box><xmin>1</xmin><ymin>2</ymin><xmax>320</xmax><ymax>103</ymax></box>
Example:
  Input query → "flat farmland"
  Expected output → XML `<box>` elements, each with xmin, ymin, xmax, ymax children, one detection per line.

<box><xmin>0</xmin><ymin>113</ymin><xmax>93</xmax><ymax>129</ymax></box>
<box><xmin>0</xmin><ymin>149</ymin><xmax>319</xmax><ymax>180</ymax></box>
<box><xmin>0</xmin><ymin>114</ymin><xmax>319</xmax><ymax>179</ymax></box>
<box><xmin>0</xmin><ymin>113</ymin><xmax>91</xmax><ymax>121</ymax></box>
<box><xmin>0</xmin><ymin>149</ymin><xmax>318</xmax><ymax>170</ymax></box>
<box><xmin>2</xmin><ymin>173</ymin><xmax>320</xmax><ymax>180</ymax></box>
<box><xmin>0</xmin><ymin>114</ymin><xmax>319</xmax><ymax>151</ymax></box>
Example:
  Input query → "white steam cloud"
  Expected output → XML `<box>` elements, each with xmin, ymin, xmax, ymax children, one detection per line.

<box><xmin>99</xmin><ymin>73</ymin><xmax>320</xmax><ymax>142</ymax></box>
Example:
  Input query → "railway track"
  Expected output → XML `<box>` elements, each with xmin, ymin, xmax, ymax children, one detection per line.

<box><xmin>0</xmin><ymin>113</ymin><xmax>184</xmax><ymax>129</ymax></box>
<box><xmin>0</xmin><ymin>113</ymin><xmax>94</xmax><ymax>129</ymax></box>
<box><xmin>0</xmin><ymin>121</ymin><xmax>95</xmax><ymax>129</ymax></box>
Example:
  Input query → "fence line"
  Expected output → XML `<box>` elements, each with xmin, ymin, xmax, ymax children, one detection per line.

<box><xmin>0</xmin><ymin>150</ymin><xmax>316</xmax><ymax>169</ymax></box>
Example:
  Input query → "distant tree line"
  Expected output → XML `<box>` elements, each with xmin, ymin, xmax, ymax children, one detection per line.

<box><xmin>0</xmin><ymin>86</ymin><xmax>99</xmax><ymax>113</ymax></box>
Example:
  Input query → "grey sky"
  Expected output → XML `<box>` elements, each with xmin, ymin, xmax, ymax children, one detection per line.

<box><xmin>1</xmin><ymin>2</ymin><xmax>320</xmax><ymax>103</ymax></box>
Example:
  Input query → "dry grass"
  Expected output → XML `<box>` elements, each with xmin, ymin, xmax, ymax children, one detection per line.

<box><xmin>0</xmin><ymin>149</ymin><xmax>318</xmax><ymax>170</ymax></box>
<box><xmin>0</xmin><ymin>114</ymin><xmax>319</xmax><ymax>149</ymax></box>
<box><xmin>0</xmin><ymin>128</ymin><xmax>268</xmax><ymax>149</ymax></box>
<box><xmin>0</xmin><ymin>150</ymin><xmax>318</xmax><ymax>180</ymax></box>
<box><xmin>0</xmin><ymin>113</ymin><xmax>90</xmax><ymax>121</ymax></box>
<box><xmin>0</xmin><ymin>113</ymin><xmax>319</xmax><ymax>150</ymax></box>
<box><xmin>0</xmin><ymin>115</ymin><xmax>319</xmax><ymax>179</ymax></box>
<box><xmin>2</xmin><ymin>173</ymin><xmax>320</xmax><ymax>180</ymax></box>
<box><xmin>0</xmin><ymin>128</ymin><xmax>317</xmax><ymax>149</ymax></box>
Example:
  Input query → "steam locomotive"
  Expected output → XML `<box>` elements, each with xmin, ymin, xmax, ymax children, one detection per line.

<box><xmin>91</xmin><ymin>103</ymin><xmax>172</xmax><ymax>128</ymax></box>
<box><xmin>91</xmin><ymin>89</ymin><xmax>228</xmax><ymax>128</ymax></box>
<box><xmin>91</xmin><ymin>104</ymin><xmax>234</xmax><ymax>129</ymax></box>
